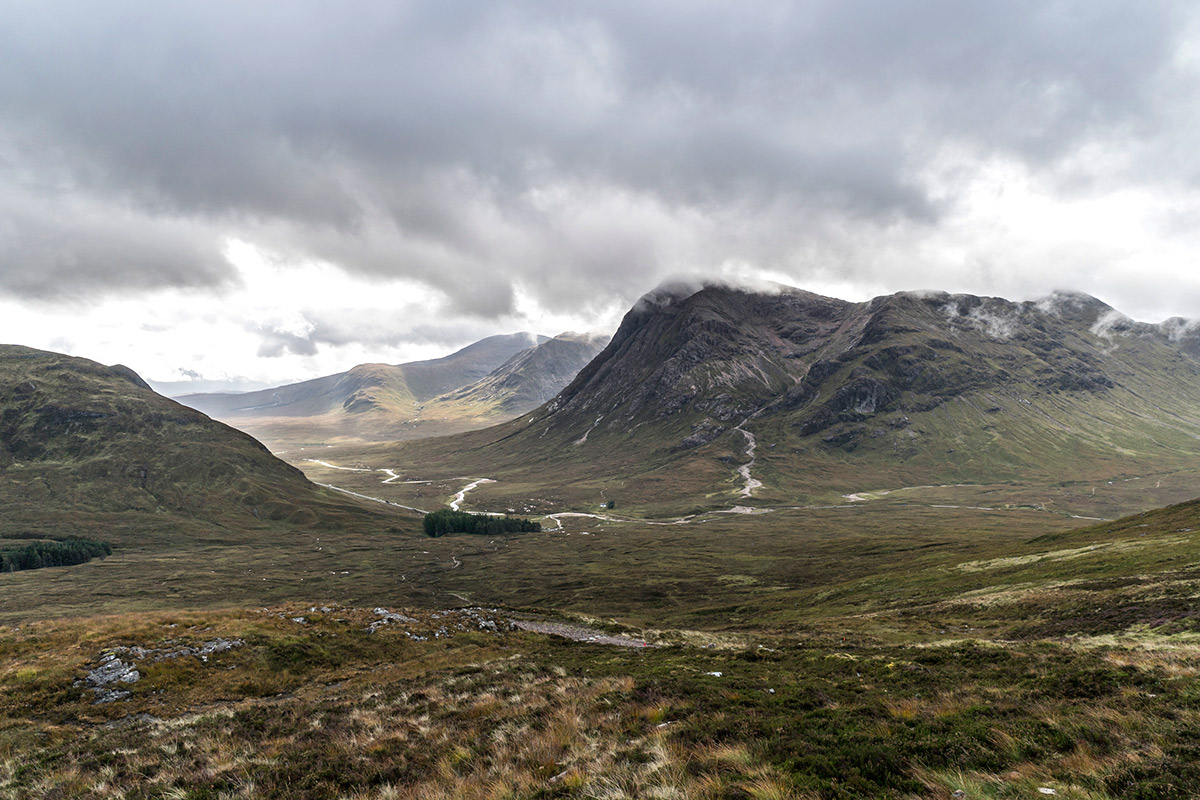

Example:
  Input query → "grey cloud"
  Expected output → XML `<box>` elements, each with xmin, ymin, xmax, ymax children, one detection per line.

<box><xmin>0</xmin><ymin>1</ymin><xmax>1195</xmax><ymax>315</ymax></box>
<box><xmin>244</xmin><ymin>306</ymin><xmax>526</xmax><ymax>363</ymax></box>
<box><xmin>0</xmin><ymin>177</ymin><xmax>234</xmax><ymax>300</ymax></box>
<box><xmin>254</xmin><ymin>328</ymin><xmax>319</xmax><ymax>359</ymax></box>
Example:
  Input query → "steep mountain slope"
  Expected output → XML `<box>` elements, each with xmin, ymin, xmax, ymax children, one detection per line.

<box><xmin>420</xmin><ymin>332</ymin><xmax>609</xmax><ymax>422</ymax></box>
<box><xmin>176</xmin><ymin>332</ymin><xmax>548</xmax><ymax>448</ymax></box>
<box><xmin>357</xmin><ymin>283</ymin><xmax>1200</xmax><ymax>513</ymax></box>
<box><xmin>0</xmin><ymin>345</ymin><xmax>396</xmax><ymax>542</ymax></box>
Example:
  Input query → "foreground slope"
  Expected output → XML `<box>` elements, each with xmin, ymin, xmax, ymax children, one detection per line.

<box><xmin>350</xmin><ymin>283</ymin><xmax>1200</xmax><ymax>514</ymax></box>
<box><xmin>6</xmin><ymin>490</ymin><xmax>1200</xmax><ymax>798</ymax></box>
<box><xmin>0</xmin><ymin>344</ymin><xmax>401</xmax><ymax>546</ymax></box>
<box><xmin>176</xmin><ymin>332</ymin><xmax>567</xmax><ymax>449</ymax></box>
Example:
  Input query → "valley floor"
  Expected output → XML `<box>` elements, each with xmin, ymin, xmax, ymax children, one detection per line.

<box><xmin>5</xmin><ymin>456</ymin><xmax>1200</xmax><ymax>796</ymax></box>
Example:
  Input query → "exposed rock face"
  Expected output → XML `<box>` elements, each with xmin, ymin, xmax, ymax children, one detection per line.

<box><xmin>542</xmin><ymin>286</ymin><xmax>856</xmax><ymax>432</ymax></box>
<box><xmin>84</xmin><ymin>653</ymin><xmax>141</xmax><ymax>703</ymax></box>
<box><xmin>77</xmin><ymin>638</ymin><xmax>245</xmax><ymax>703</ymax></box>
<box><xmin>524</xmin><ymin>284</ymin><xmax>1200</xmax><ymax>449</ymax></box>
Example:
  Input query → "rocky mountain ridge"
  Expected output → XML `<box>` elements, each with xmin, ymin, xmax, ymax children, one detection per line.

<box><xmin>534</xmin><ymin>284</ymin><xmax>1200</xmax><ymax>445</ymax></box>
<box><xmin>433</xmin><ymin>331</ymin><xmax>610</xmax><ymax>416</ymax></box>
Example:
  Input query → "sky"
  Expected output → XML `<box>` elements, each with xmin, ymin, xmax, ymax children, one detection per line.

<box><xmin>3</xmin><ymin>1</ymin><xmax>1200</xmax><ymax>391</ymax></box>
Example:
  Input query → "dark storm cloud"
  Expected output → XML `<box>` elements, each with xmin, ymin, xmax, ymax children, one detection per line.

<box><xmin>0</xmin><ymin>1</ymin><xmax>1193</xmax><ymax>314</ymax></box>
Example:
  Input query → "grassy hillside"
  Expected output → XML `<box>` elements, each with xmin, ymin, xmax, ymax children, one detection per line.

<box><xmin>5</xmin><ymin>367</ymin><xmax>1200</xmax><ymax>796</ymax></box>
<box><xmin>6</xmin><ymin>284</ymin><xmax>1200</xmax><ymax>795</ymax></box>
<box><xmin>0</xmin><ymin>344</ymin><xmax>407</xmax><ymax>558</ymax></box>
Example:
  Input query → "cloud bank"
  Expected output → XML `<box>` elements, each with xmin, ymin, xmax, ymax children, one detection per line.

<box><xmin>2</xmin><ymin>1</ymin><xmax>1199</xmax><ymax>381</ymax></box>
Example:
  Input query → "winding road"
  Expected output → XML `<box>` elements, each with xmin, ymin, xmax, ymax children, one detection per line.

<box><xmin>450</xmin><ymin>478</ymin><xmax>496</xmax><ymax>511</ymax></box>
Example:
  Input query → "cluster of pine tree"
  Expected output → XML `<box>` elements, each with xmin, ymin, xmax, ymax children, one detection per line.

<box><xmin>0</xmin><ymin>538</ymin><xmax>113</xmax><ymax>572</ymax></box>
<box><xmin>423</xmin><ymin>509</ymin><xmax>541</xmax><ymax>537</ymax></box>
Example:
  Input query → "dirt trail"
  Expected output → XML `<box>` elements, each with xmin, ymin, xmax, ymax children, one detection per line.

<box><xmin>303</xmin><ymin>460</ymin><xmax>513</xmax><ymax>518</ymax></box>
<box><xmin>309</xmin><ymin>460</ymin><xmax>706</xmax><ymax>528</ymax></box>
<box><xmin>381</xmin><ymin>468</ymin><xmax>429</xmax><ymax>485</ymax></box>
<box><xmin>306</xmin><ymin>460</ymin><xmax>430</xmax><ymax>486</ymax></box>
<box><xmin>305</xmin><ymin>459</ymin><xmax>373</xmax><ymax>472</ymax></box>
<box><xmin>544</xmin><ymin>510</ymin><xmax>703</xmax><ymax>530</ymax></box>
<box><xmin>543</xmin><ymin>511</ymin><xmax>613</xmax><ymax>531</ymax></box>
<box><xmin>314</xmin><ymin>482</ymin><xmax>427</xmax><ymax>514</ymax></box>
<box><xmin>510</xmin><ymin>619</ymin><xmax>654</xmax><ymax>648</ymax></box>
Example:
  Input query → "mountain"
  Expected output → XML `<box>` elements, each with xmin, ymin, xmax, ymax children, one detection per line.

<box><xmin>0</xmin><ymin>344</ymin><xmax>395</xmax><ymax>542</ymax></box>
<box><xmin>176</xmin><ymin>332</ymin><xmax>549</xmax><ymax>448</ymax></box>
<box><xmin>416</xmin><ymin>331</ymin><xmax>609</xmax><ymax>425</ymax></box>
<box><xmin>361</xmin><ymin>282</ymin><xmax>1200</xmax><ymax>514</ymax></box>
<box><xmin>146</xmin><ymin>377</ymin><xmax>282</xmax><ymax>396</ymax></box>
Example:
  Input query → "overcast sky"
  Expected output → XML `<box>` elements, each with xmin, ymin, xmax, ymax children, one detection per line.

<box><xmin>3</xmin><ymin>1</ymin><xmax>1200</xmax><ymax>390</ymax></box>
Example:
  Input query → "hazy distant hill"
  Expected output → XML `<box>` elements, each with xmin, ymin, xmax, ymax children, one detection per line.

<box><xmin>176</xmin><ymin>332</ymin><xmax>549</xmax><ymax>448</ymax></box>
<box><xmin>176</xmin><ymin>332</ymin><xmax>608</xmax><ymax>450</ymax></box>
<box><xmin>0</xmin><ymin>345</ymin><xmax>396</xmax><ymax>541</ymax></box>
<box><xmin>179</xmin><ymin>332</ymin><xmax>546</xmax><ymax>419</ymax></box>
<box><xmin>367</xmin><ymin>282</ymin><xmax>1200</xmax><ymax>512</ymax></box>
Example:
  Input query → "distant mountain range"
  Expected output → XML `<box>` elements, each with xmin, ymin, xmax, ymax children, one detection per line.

<box><xmin>176</xmin><ymin>332</ymin><xmax>608</xmax><ymax>450</ymax></box>
<box><xmin>368</xmin><ymin>282</ymin><xmax>1200</xmax><ymax>512</ymax></box>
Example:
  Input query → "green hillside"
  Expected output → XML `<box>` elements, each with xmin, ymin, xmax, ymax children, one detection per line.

<box><xmin>0</xmin><ymin>344</ymin><xmax>406</xmax><ymax>554</ymax></box>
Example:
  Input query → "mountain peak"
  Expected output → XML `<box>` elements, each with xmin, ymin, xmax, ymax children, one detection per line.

<box><xmin>1031</xmin><ymin>290</ymin><xmax>1114</xmax><ymax>324</ymax></box>
<box><xmin>631</xmin><ymin>277</ymin><xmax>820</xmax><ymax>314</ymax></box>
